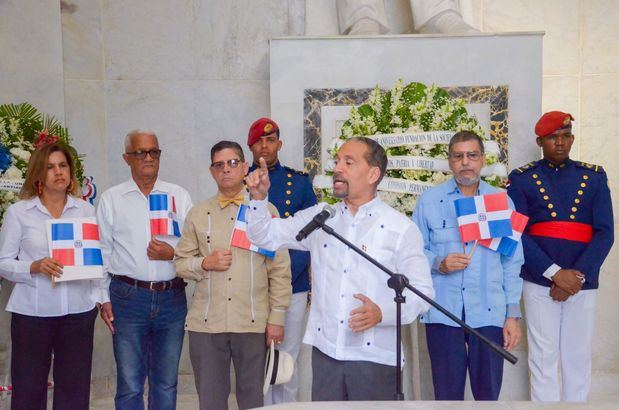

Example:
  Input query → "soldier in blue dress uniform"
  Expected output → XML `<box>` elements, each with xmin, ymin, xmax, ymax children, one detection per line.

<box><xmin>507</xmin><ymin>111</ymin><xmax>614</xmax><ymax>402</ymax></box>
<box><xmin>247</xmin><ymin>117</ymin><xmax>317</xmax><ymax>404</ymax></box>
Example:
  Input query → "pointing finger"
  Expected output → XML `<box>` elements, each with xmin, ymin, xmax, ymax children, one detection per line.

<box><xmin>259</xmin><ymin>157</ymin><xmax>267</xmax><ymax>170</ymax></box>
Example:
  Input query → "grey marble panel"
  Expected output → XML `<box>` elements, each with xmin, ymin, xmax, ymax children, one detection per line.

<box><xmin>61</xmin><ymin>0</ymin><xmax>105</xmax><ymax>80</ymax></box>
<box><xmin>192</xmin><ymin>0</ymin><xmax>288</xmax><ymax>80</ymax></box>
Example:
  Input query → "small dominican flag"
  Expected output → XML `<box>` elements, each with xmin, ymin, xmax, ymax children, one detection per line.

<box><xmin>230</xmin><ymin>204</ymin><xmax>276</xmax><ymax>259</ymax></box>
<box><xmin>454</xmin><ymin>192</ymin><xmax>513</xmax><ymax>242</ymax></box>
<box><xmin>48</xmin><ymin>219</ymin><xmax>103</xmax><ymax>266</ymax></box>
<box><xmin>478</xmin><ymin>210</ymin><xmax>529</xmax><ymax>257</ymax></box>
<box><xmin>149</xmin><ymin>193</ymin><xmax>181</xmax><ymax>237</ymax></box>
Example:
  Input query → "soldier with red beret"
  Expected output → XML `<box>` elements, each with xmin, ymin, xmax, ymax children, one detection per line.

<box><xmin>247</xmin><ymin>117</ymin><xmax>317</xmax><ymax>404</ymax></box>
<box><xmin>507</xmin><ymin>111</ymin><xmax>614</xmax><ymax>402</ymax></box>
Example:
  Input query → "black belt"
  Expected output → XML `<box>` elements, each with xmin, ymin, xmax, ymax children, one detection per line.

<box><xmin>112</xmin><ymin>274</ymin><xmax>186</xmax><ymax>291</ymax></box>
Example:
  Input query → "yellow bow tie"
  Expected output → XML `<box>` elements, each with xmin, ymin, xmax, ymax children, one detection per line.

<box><xmin>218</xmin><ymin>194</ymin><xmax>244</xmax><ymax>209</ymax></box>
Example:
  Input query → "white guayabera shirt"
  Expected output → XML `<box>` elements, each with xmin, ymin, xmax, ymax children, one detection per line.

<box><xmin>248</xmin><ymin>196</ymin><xmax>435</xmax><ymax>366</ymax></box>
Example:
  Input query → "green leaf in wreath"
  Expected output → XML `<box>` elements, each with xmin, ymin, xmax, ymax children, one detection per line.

<box><xmin>357</xmin><ymin>104</ymin><xmax>375</xmax><ymax>118</ymax></box>
<box><xmin>402</xmin><ymin>82</ymin><xmax>427</xmax><ymax>105</ymax></box>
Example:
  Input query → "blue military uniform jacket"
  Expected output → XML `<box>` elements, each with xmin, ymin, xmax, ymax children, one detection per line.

<box><xmin>507</xmin><ymin>158</ymin><xmax>614</xmax><ymax>289</ymax></box>
<box><xmin>249</xmin><ymin>161</ymin><xmax>317</xmax><ymax>293</ymax></box>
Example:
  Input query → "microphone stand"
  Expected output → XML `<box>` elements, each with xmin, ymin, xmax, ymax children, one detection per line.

<box><xmin>313</xmin><ymin>221</ymin><xmax>518</xmax><ymax>401</ymax></box>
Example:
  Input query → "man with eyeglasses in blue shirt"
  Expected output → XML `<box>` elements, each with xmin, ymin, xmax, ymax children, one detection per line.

<box><xmin>412</xmin><ymin>131</ymin><xmax>524</xmax><ymax>400</ymax></box>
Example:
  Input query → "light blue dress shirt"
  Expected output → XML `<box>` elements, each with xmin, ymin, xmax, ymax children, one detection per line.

<box><xmin>412</xmin><ymin>179</ymin><xmax>524</xmax><ymax>328</ymax></box>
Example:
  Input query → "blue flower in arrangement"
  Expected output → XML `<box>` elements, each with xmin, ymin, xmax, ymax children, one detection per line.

<box><xmin>0</xmin><ymin>145</ymin><xmax>12</xmax><ymax>173</ymax></box>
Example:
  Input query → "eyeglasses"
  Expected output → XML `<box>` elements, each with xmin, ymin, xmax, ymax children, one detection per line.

<box><xmin>125</xmin><ymin>149</ymin><xmax>162</xmax><ymax>160</ymax></box>
<box><xmin>211</xmin><ymin>158</ymin><xmax>242</xmax><ymax>170</ymax></box>
<box><xmin>449</xmin><ymin>151</ymin><xmax>483</xmax><ymax>162</ymax></box>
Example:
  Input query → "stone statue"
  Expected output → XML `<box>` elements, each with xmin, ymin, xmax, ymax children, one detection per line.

<box><xmin>336</xmin><ymin>0</ymin><xmax>479</xmax><ymax>35</ymax></box>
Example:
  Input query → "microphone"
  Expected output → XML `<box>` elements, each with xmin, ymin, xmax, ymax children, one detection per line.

<box><xmin>295</xmin><ymin>205</ymin><xmax>336</xmax><ymax>241</ymax></box>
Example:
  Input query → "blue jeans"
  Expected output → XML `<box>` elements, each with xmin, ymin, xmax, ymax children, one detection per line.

<box><xmin>110</xmin><ymin>277</ymin><xmax>187</xmax><ymax>410</ymax></box>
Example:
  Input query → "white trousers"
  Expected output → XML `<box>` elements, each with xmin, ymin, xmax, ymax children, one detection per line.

<box><xmin>523</xmin><ymin>281</ymin><xmax>597</xmax><ymax>402</ymax></box>
<box><xmin>264</xmin><ymin>291</ymin><xmax>308</xmax><ymax>405</ymax></box>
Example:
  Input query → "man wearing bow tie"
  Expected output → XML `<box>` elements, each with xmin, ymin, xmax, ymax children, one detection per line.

<box><xmin>175</xmin><ymin>140</ymin><xmax>291</xmax><ymax>410</ymax></box>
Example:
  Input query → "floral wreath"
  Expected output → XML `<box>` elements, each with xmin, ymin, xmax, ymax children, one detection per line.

<box><xmin>313</xmin><ymin>79</ymin><xmax>506</xmax><ymax>216</ymax></box>
<box><xmin>0</xmin><ymin>103</ymin><xmax>89</xmax><ymax>224</ymax></box>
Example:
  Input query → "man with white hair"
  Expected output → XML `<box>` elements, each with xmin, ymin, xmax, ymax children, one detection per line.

<box><xmin>98</xmin><ymin>130</ymin><xmax>193</xmax><ymax>409</ymax></box>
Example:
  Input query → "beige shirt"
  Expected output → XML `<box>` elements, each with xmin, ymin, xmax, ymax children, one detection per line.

<box><xmin>175</xmin><ymin>194</ymin><xmax>291</xmax><ymax>334</ymax></box>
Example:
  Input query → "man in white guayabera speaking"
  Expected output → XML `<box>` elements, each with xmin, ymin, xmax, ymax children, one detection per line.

<box><xmin>246</xmin><ymin>136</ymin><xmax>435</xmax><ymax>401</ymax></box>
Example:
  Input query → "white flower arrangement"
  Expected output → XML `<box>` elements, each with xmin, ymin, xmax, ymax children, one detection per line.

<box><xmin>315</xmin><ymin>79</ymin><xmax>505</xmax><ymax>215</ymax></box>
<box><xmin>0</xmin><ymin>103</ymin><xmax>86</xmax><ymax>224</ymax></box>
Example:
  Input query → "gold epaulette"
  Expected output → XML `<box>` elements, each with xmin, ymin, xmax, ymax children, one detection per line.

<box><xmin>283</xmin><ymin>166</ymin><xmax>308</xmax><ymax>176</ymax></box>
<box><xmin>577</xmin><ymin>161</ymin><xmax>605</xmax><ymax>173</ymax></box>
<box><xmin>514</xmin><ymin>161</ymin><xmax>539</xmax><ymax>174</ymax></box>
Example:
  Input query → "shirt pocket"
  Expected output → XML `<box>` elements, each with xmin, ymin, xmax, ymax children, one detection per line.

<box><xmin>429</xmin><ymin>218</ymin><xmax>461</xmax><ymax>250</ymax></box>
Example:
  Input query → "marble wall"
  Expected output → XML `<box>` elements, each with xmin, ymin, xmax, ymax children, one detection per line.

<box><xmin>0</xmin><ymin>0</ymin><xmax>617</xmax><ymax>405</ymax></box>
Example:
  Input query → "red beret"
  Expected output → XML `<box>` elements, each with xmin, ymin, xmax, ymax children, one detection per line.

<box><xmin>247</xmin><ymin>117</ymin><xmax>279</xmax><ymax>147</ymax></box>
<box><xmin>535</xmin><ymin>111</ymin><xmax>574</xmax><ymax>138</ymax></box>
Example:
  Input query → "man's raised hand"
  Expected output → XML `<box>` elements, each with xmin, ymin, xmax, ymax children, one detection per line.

<box><xmin>245</xmin><ymin>157</ymin><xmax>270</xmax><ymax>200</ymax></box>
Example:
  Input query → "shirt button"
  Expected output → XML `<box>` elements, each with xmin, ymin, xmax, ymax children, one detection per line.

<box><xmin>462</xmin><ymin>287</ymin><xmax>465</xmax><ymax>291</ymax></box>
<box><xmin>228</xmin><ymin>298</ymin><xmax>231</xmax><ymax>301</ymax></box>
<box><xmin>340</xmin><ymin>320</ymin><xmax>344</xmax><ymax>324</ymax></box>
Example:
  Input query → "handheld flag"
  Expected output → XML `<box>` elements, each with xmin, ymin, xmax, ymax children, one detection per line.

<box><xmin>149</xmin><ymin>193</ymin><xmax>181</xmax><ymax>237</ymax></box>
<box><xmin>49</xmin><ymin>220</ymin><xmax>103</xmax><ymax>266</ymax></box>
<box><xmin>478</xmin><ymin>210</ymin><xmax>529</xmax><ymax>257</ymax></box>
<box><xmin>454</xmin><ymin>192</ymin><xmax>513</xmax><ymax>242</ymax></box>
<box><xmin>230</xmin><ymin>204</ymin><xmax>276</xmax><ymax>259</ymax></box>
<box><xmin>46</xmin><ymin>217</ymin><xmax>104</xmax><ymax>283</ymax></box>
